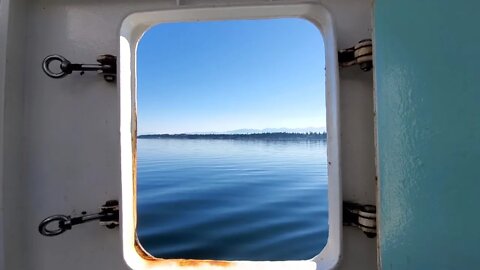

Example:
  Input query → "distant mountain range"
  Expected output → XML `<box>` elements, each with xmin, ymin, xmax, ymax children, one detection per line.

<box><xmin>219</xmin><ymin>127</ymin><xmax>326</xmax><ymax>134</ymax></box>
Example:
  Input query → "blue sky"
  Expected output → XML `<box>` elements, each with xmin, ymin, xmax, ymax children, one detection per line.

<box><xmin>137</xmin><ymin>18</ymin><xmax>325</xmax><ymax>134</ymax></box>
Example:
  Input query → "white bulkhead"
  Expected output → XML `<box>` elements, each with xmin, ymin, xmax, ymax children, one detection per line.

<box><xmin>0</xmin><ymin>0</ymin><xmax>376</xmax><ymax>269</ymax></box>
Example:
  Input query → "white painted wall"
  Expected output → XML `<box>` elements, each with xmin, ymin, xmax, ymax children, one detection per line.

<box><xmin>0</xmin><ymin>0</ymin><xmax>376</xmax><ymax>269</ymax></box>
<box><xmin>0</xmin><ymin>0</ymin><xmax>28</xmax><ymax>269</ymax></box>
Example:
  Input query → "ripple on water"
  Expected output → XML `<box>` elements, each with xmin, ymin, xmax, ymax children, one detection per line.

<box><xmin>137</xmin><ymin>138</ymin><xmax>329</xmax><ymax>261</ymax></box>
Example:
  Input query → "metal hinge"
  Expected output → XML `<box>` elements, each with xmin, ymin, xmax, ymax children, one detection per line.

<box><xmin>38</xmin><ymin>200</ymin><xmax>119</xmax><ymax>237</ymax></box>
<box><xmin>338</xmin><ymin>39</ymin><xmax>373</xmax><ymax>71</ymax></box>
<box><xmin>343</xmin><ymin>201</ymin><xmax>377</xmax><ymax>238</ymax></box>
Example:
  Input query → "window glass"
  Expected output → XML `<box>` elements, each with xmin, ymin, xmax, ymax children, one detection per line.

<box><xmin>136</xmin><ymin>18</ymin><xmax>327</xmax><ymax>261</ymax></box>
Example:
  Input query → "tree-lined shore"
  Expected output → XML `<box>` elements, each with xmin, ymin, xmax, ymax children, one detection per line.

<box><xmin>138</xmin><ymin>132</ymin><xmax>327</xmax><ymax>141</ymax></box>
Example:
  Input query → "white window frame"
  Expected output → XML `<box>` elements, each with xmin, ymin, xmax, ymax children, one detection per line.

<box><xmin>119</xmin><ymin>3</ymin><xmax>341</xmax><ymax>270</ymax></box>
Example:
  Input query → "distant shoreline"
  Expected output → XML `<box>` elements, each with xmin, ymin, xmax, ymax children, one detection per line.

<box><xmin>138</xmin><ymin>132</ymin><xmax>327</xmax><ymax>141</ymax></box>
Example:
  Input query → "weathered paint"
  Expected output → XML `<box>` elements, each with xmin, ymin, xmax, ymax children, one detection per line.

<box><xmin>375</xmin><ymin>1</ymin><xmax>480</xmax><ymax>269</ymax></box>
<box><xmin>0</xmin><ymin>0</ymin><xmax>376</xmax><ymax>270</ymax></box>
<box><xmin>134</xmin><ymin>243</ymin><xmax>234</xmax><ymax>268</ymax></box>
<box><xmin>120</xmin><ymin>5</ymin><xmax>340</xmax><ymax>270</ymax></box>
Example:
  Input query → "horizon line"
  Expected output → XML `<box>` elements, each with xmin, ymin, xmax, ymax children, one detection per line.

<box><xmin>138</xmin><ymin>127</ymin><xmax>326</xmax><ymax>136</ymax></box>
<box><xmin>138</xmin><ymin>131</ymin><xmax>328</xmax><ymax>136</ymax></box>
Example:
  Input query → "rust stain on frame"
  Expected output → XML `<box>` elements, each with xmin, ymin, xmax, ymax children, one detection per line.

<box><xmin>134</xmin><ymin>240</ymin><xmax>235</xmax><ymax>268</ymax></box>
<box><xmin>131</xmin><ymin>109</ymin><xmax>234</xmax><ymax>268</ymax></box>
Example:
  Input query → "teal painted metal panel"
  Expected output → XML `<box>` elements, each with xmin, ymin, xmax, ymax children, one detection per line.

<box><xmin>375</xmin><ymin>1</ymin><xmax>480</xmax><ymax>269</ymax></box>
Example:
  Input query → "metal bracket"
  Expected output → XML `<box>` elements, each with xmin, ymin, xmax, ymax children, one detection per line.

<box><xmin>338</xmin><ymin>39</ymin><xmax>373</xmax><ymax>71</ymax></box>
<box><xmin>42</xmin><ymin>54</ymin><xmax>117</xmax><ymax>82</ymax></box>
<box><xmin>38</xmin><ymin>200</ymin><xmax>119</xmax><ymax>237</ymax></box>
<box><xmin>343</xmin><ymin>201</ymin><xmax>377</xmax><ymax>238</ymax></box>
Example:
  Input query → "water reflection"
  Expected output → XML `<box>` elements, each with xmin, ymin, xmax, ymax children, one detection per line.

<box><xmin>137</xmin><ymin>138</ymin><xmax>328</xmax><ymax>261</ymax></box>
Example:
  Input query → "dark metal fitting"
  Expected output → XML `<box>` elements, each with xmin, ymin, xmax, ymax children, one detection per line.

<box><xmin>38</xmin><ymin>200</ymin><xmax>119</xmax><ymax>237</ymax></box>
<box><xmin>42</xmin><ymin>54</ymin><xmax>117</xmax><ymax>82</ymax></box>
<box><xmin>343</xmin><ymin>201</ymin><xmax>377</xmax><ymax>238</ymax></box>
<box><xmin>338</xmin><ymin>39</ymin><xmax>373</xmax><ymax>71</ymax></box>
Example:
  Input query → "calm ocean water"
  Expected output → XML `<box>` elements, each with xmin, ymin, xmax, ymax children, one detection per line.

<box><xmin>136</xmin><ymin>138</ymin><xmax>328</xmax><ymax>261</ymax></box>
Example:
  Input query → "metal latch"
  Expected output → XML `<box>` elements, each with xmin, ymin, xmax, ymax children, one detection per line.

<box><xmin>343</xmin><ymin>201</ymin><xmax>376</xmax><ymax>238</ymax></box>
<box><xmin>338</xmin><ymin>39</ymin><xmax>373</xmax><ymax>71</ymax></box>
<box><xmin>42</xmin><ymin>54</ymin><xmax>117</xmax><ymax>82</ymax></box>
<box><xmin>38</xmin><ymin>200</ymin><xmax>119</xmax><ymax>237</ymax></box>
